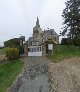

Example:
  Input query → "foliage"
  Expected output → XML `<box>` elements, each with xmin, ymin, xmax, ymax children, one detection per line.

<box><xmin>62</xmin><ymin>0</ymin><xmax>80</xmax><ymax>40</ymax></box>
<box><xmin>61</xmin><ymin>38</ymin><xmax>80</xmax><ymax>46</ymax></box>
<box><xmin>6</xmin><ymin>48</ymin><xmax>19</xmax><ymax>60</ymax></box>
<box><xmin>0</xmin><ymin>60</ymin><xmax>24</xmax><ymax>92</ymax></box>
<box><xmin>47</xmin><ymin>45</ymin><xmax>80</xmax><ymax>63</ymax></box>
<box><xmin>4</xmin><ymin>38</ymin><xmax>20</xmax><ymax>48</ymax></box>
<box><xmin>74</xmin><ymin>38</ymin><xmax>80</xmax><ymax>46</ymax></box>
<box><xmin>4</xmin><ymin>38</ymin><xmax>24</xmax><ymax>54</ymax></box>
<box><xmin>0</xmin><ymin>48</ymin><xmax>6</xmax><ymax>55</ymax></box>
<box><xmin>61</xmin><ymin>38</ymin><xmax>70</xmax><ymax>45</ymax></box>
<box><xmin>61</xmin><ymin>38</ymin><xmax>74</xmax><ymax>45</ymax></box>
<box><xmin>19</xmin><ymin>46</ymin><xmax>24</xmax><ymax>54</ymax></box>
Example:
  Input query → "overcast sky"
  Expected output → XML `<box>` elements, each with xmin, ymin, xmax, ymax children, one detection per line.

<box><xmin>0</xmin><ymin>0</ymin><xmax>67</xmax><ymax>46</ymax></box>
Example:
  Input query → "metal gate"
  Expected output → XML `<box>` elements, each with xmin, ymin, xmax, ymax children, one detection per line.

<box><xmin>28</xmin><ymin>46</ymin><xmax>42</xmax><ymax>56</ymax></box>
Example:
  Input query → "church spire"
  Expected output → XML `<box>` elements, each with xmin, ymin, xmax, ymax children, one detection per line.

<box><xmin>36</xmin><ymin>17</ymin><xmax>40</xmax><ymax>27</ymax></box>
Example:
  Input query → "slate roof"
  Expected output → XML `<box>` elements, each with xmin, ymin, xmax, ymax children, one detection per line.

<box><xmin>49</xmin><ymin>29</ymin><xmax>58</xmax><ymax>35</ymax></box>
<box><xmin>42</xmin><ymin>29</ymin><xmax>58</xmax><ymax>36</ymax></box>
<box><xmin>28</xmin><ymin>37</ymin><xmax>33</xmax><ymax>42</ymax></box>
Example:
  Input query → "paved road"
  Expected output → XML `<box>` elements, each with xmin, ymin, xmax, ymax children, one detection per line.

<box><xmin>7</xmin><ymin>57</ymin><xmax>50</xmax><ymax>92</ymax></box>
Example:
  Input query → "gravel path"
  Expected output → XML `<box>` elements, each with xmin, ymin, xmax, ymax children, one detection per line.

<box><xmin>7</xmin><ymin>57</ymin><xmax>80</xmax><ymax>92</ymax></box>
<box><xmin>49</xmin><ymin>57</ymin><xmax>80</xmax><ymax>92</ymax></box>
<box><xmin>7</xmin><ymin>57</ymin><xmax>50</xmax><ymax>92</ymax></box>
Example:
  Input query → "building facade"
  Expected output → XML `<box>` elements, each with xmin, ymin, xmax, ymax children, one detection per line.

<box><xmin>24</xmin><ymin>17</ymin><xmax>59</xmax><ymax>56</ymax></box>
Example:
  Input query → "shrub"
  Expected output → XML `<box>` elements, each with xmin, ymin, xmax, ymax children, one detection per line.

<box><xmin>6</xmin><ymin>48</ymin><xmax>19</xmax><ymax>60</ymax></box>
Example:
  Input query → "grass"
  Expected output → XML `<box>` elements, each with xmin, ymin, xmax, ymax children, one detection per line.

<box><xmin>0</xmin><ymin>48</ymin><xmax>6</xmax><ymax>55</ymax></box>
<box><xmin>0</xmin><ymin>60</ymin><xmax>24</xmax><ymax>92</ymax></box>
<box><xmin>47</xmin><ymin>45</ymin><xmax>80</xmax><ymax>63</ymax></box>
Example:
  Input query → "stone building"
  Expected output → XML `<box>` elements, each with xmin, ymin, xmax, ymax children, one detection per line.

<box><xmin>24</xmin><ymin>17</ymin><xmax>59</xmax><ymax>56</ymax></box>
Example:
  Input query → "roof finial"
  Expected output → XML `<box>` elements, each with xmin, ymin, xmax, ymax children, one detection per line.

<box><xmin>36</xmin><ymin>17</ymin><xmax>40</xmax><ymax>27</ymax></box>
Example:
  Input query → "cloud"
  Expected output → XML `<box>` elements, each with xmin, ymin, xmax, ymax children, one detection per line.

<box><xmin>40</xmin><ymin>0</ymin><xmax>66</xmax><ymax>32</ymax></box>
<box><xmin>0</xmin><ymin>0</ymin><xmax>67</xmax><ymax>45</ymax></box>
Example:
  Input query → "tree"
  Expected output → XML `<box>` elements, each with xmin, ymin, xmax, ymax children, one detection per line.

<box><xmin>62</xmin><ymin>0</ymin><xmax>80</xmax><ymax>41</ymax></box>
<box><xmin>4</xmin><ymin>38</ymin><xmax>25</xmax><ymax>54</ymax></box>
<box><xmin>4</xmin><ymin>38</ymin><xmax>20</xmax><ymax>48</ymax></box>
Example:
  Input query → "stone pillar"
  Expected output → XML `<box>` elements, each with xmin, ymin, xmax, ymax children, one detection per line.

<box><xmin>42</xmin><ymin>43</ymin><xmax>46</xmax><ymax>56</ymax></box>
<box><xmin>24</xmin><ymin>45</ymin><xmax>28</xmax><ymax>56</ymax></box>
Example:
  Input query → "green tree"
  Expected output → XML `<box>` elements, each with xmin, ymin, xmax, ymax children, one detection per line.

<box><xmin>62</xmin><ymin>0</ymin><xmax>80</xmax><ymax>41</ymax></box>
<box><xmin>4</xmin><ymin>38</ymin><xmax>24</xmax><ymax>54</ymax></box>
<box><xmin>4</xmin><ymin>38</ymin><xmax>20</xmax><ymax>48</ymax></box>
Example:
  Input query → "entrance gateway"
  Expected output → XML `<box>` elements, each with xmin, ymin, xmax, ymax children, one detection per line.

<box><xmin>28</xmin><ymin>46</ymin><xmax>42</xmax><ymax>56</ymax></box>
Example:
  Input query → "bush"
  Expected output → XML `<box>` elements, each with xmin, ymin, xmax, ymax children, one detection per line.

<box><xmin>6</xmin><ymin>48</ymin><xmax>19</xmax><ymax>60</ymax></box>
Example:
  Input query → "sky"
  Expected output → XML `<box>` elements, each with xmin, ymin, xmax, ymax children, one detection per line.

<box><xmin>0</xmin><ymin>0</ymin><xmax>67</xmax><ymax>46</ymax></box>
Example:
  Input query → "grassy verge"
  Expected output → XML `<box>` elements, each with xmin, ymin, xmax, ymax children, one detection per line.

<box><xmin>0</xmin><ymin>48</ymin><xmax>6</xmax><ymax>55</ymax></box>
<box><xmin>0</xmin><ymin>60</ymin><xmax>24</xmax><ymax>92</ymax></box>
<box><xmin>47</xmin><ymin>45</ymin><xmax>80</xmax><ymax>63</ymax></box>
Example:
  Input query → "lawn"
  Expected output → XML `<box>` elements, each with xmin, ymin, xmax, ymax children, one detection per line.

<box><xmin>0</xmin><ymin>60</ymin><xmax>24</xmax><ymax>92</ymax></box>
<box><xmin>47</xmin><ymin>45</ymin><xmax>80</xmax><ymax>62</ymax></box>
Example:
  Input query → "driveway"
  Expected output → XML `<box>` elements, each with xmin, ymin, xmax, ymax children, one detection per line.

<box><xmin>7</xmin><ymin>57</ymin><xmax>80</xmax><ymax>92</ymax></box>
<box><xmin>7</xmin><ymin>57</ymin><xmax>50</xmax><ymax>92</ymax></box>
